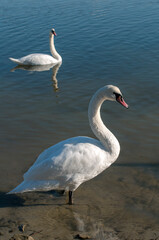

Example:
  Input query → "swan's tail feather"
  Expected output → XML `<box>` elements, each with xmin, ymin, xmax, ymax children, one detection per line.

<box><xmin>9</xmin><ymin>57</ymin><xmax>21</xmax><ymax>65</ymax></box>
<box><xmin>7</xmin><ymin>180</ymin><xmax>60</xmax><ymax>194</ymax></box>
<box><xmin>7</xmin><ymin>181</ymin><xmax>34</xmax><ymax>194</ymax></box>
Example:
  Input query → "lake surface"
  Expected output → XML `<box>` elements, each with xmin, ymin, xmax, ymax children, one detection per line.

<box><xmin>0</xmin><ymin>0</ymin><xmax>159</xmax><ymax>239</ymax></box>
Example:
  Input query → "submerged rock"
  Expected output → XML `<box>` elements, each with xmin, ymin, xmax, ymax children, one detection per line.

<box><xmin>9</xmin><ymin>234</ymin><xmax>34</xmax><ymax>240</ymax></box>
<box><xmin>74</xmin><ymin>233</ymin><xmax>91</xmax><ymax>239</ymax></box>
<box><xmin>18</xmin><ymin>224</ymin><xmax>27</xmax><ymax>233</ymax></box>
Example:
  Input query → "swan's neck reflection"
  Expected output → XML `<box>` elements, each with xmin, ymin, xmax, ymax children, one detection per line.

<box><xmin>51</xmin><ymin>63</ymin><xmax>61</xmax><ymax>92</ymax></box>
<box><xmin>73</xmin><ymin>212</ymin><xmax>85</xmax><ymax>232</ymax></box>
<box><xmin>72</xmin><ymin>210</ymin><xmax>115</xmax><ymax>239</ymax></box>
<box><xmin>10</xmin><ymin>63</ymin><xmax>62</xmax><ymax>93</ymax></box>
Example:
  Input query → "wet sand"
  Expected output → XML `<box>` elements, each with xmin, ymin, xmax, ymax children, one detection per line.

<box><xmin>1</xmin><ymin>166</ymin><xmax>159</xmax><ymax>240</ymax></box>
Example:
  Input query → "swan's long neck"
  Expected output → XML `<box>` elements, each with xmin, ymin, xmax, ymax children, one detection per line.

<box><xmin>88</xmin><ymin>87</ymin><xmax>120</xmax><ymax>162</ymax></box>
<box><xmin>50</xmin><ymin>34</ymin><xmax>62</xmax><ymax>62</ymax></box>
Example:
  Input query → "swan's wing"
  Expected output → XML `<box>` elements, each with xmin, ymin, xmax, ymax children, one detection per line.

<box><xmin>32</xmin><ymin>136</ymin><xmax>106</xmax><ymax>166</ymax></box>
<box><xmin>19</xmin><ymin>54</ymin><xmax>58</xmax><ymax>65</ymax></box>
<box><xmin>9</xmin><ymin>137</ymin><xmax>112</xmax><ymax>193</ymax></box>
<box><xmin>23</xmin><ymin>137</ymin><xmax>110</xmax><ymax>184</ymax></box>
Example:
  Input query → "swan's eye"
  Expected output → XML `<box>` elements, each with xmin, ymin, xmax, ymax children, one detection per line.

<box><xmin>113</xmin><ymin>92</ymin><xmax>121</xmax><ymax>100</ymax></box>
<box><xmin>51</xmin><ymin>29</ymin><xmax>56</xmax><ymax>36</ymax></box>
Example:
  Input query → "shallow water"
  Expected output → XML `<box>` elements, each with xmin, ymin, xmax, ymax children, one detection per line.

<box><xmin>0</xmin><ymin>0</ymin><xmax>159</xmax><ymax>239</ymax></box>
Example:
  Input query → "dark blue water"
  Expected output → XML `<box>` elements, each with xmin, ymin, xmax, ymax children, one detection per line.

<box><xmin>0</xmin><ymin>0</ymin><xmax>159</xmax><ymax>238</ymax></box>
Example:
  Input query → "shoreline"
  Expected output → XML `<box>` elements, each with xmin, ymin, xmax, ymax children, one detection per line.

<box><xmin>0</xmin><ymin>166</ymin><xmax>159</xmax><ymax>240</ymax></box>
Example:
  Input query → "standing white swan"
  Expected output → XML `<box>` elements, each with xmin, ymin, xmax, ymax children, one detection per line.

<box><xmin>8</xmin><ymin>85</ymin><xmax>128</xmax><ymax>204</ymax></box>
<box><xmin>9</xmin><ymin>28</ymin><xmax>62</xmax><ymax>65</ymax></box>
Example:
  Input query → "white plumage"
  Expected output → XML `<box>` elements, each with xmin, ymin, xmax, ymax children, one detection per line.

<box><xmin>9</xmin><ymin>28</ymin><xmax>62</xmax><ymax>66</ymax></box>
<box><xmin>8</xmin><ymin>85</ymin><xmax>128</xmax><ymax>204</ymax></box>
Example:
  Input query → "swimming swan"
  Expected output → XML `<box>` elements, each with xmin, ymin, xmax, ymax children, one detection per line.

<box><xmin>9</xmin><ymin>28</ymin><xmax>62</xmax><ymax>65</ymax></box>
<box><xmin>8</xmin><ymin>85</ymin><xmax>128</xmax><ymax>204</ymax></box>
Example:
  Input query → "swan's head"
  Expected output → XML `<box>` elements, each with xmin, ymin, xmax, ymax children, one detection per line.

<box><xmin>50</xmin><ymin>28</ymin><xmax>57</xmax><ymax>36</ymax></box>
<box><xmin>105</xmin><ymin>85</ymin><xmax>128</xmax><ymax>108</ymax></box>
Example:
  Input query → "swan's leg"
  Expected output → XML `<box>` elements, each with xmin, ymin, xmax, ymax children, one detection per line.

<box><xmin>67</xmin><ymin>190</ymin><xmax>73</xmax><ymax>205</ymax></box>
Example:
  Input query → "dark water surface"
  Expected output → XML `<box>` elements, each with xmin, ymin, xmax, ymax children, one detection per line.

<box><xmin>0</xmin><ymin>0</ymin><xmax>159</xmax><ymax>239</ymax></box>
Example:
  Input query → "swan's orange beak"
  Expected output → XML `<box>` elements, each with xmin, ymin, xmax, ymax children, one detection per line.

<box><xmin>117</xmin><ymin>96</ymin><xmax>129</xmax><ymax>109</ymax></box>
<box><xmin>54</xmin><ymin>31</ymin><xmax>57</xmax><ymax>36</ymax></box>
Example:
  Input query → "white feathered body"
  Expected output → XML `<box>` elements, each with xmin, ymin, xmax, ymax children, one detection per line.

<box><xmin>9</xmin><ymin>54</ymin><xmax>59</xmax><ymax>66</ymax></box>
<box><xmin>9</xmin><ymin>136</ymin><xmax>115</xmax><ymax>194</ymax></box>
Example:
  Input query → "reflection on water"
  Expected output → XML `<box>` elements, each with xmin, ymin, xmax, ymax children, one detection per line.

<box><xmin>44</xmin><ymin>202</ymin><xmax>120</xmax><ymax>240</ymax></box>
<box><xmin>51</xmin><ymin>63</ymin><xmax>61</xmax><ymax>92</ymax></box>
<box><xmin>74</xmin><ymin>212</ymin><xmax>85</xmax><ymax>232</ymax></box>
<box><xmin>10</xmin><ymin>63</ymin><xmax>62</xmax><ymax>92</ymax></box>
<box><xmin>10</xmin><ymin>63</ymin><xmax>56</xmax><ymax>72</ymax></box>
<box><xmin>73</xmin><ymin>211</ymin><xmax>118</xmax><ymax>240</ymax></box>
